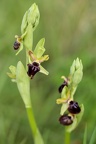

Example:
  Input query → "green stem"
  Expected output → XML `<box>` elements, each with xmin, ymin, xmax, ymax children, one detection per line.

<box><xmin>64</xmin><ymin>129</ymin><xmax>70</xmax><ymax>144</ymax></box>
<box><xmin>25</xmin><ymin>47</ymin><xmax>44</xmax><ymax>144</ymax></box>
<box><xmin>26</xmin><ymin>102</ymin><xmax>44</xmax><ymax>144</ymax></box>
<box><xmin>26</xmin><ymin>107</ymin><xmax>37</xmax><ymax>135</ymax></box>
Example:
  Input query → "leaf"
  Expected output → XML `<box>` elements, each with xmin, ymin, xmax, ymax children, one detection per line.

<box><xmin>34</xmin><ymin>38</ymin><xmax>45</xmax><ymax>58</ymax></box>
<box><xmin>16</xmin><ymin>61</ymin><xmax>31</xmax><ymax>107</ymax></box>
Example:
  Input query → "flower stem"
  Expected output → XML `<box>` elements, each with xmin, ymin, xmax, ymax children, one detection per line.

<box><xmin>26</xmin><ymin>107</ymin><xmax>44</xmax><ymax>144</ymax></box>
<box><xmin>26</xmin><ymin>106</ymin><xmax>37</xmax><ymax>135</ymax></box>
<box><xmin>64</xmin><ymin>129</ymin><xmax>70</xmax><ymax>144</ymax></box>
<box><xmin>25</xmin><ymin>46</ymin><xmax>44</xmax><ymax>144</ymax></box>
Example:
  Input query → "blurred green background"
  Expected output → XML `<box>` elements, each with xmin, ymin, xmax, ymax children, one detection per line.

<box><xmin>0</xmin><ymin>0</ymin><xmax>96</xmax><ymax>144</ymax></box>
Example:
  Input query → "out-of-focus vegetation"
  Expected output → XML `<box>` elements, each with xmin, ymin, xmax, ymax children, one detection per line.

<box><xmin>0</xmin><ymin>0</ymin><xmax>96</xmax><ymax>143</ymax></box>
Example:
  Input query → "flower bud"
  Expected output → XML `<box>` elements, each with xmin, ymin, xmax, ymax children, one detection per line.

<box><xmin>27</xmin><ymin>3</ymin><xmax>40</xmax><ymax>31</ymax></box>
<box><xmin>70</xmin><ymin>58</ymin><xmax>83</xmax><ymax>86</ymax></box>
<box><xmin>21</xmin><ymin>3</ymin><xmax>40</xmax><ymax>34</ymax></box>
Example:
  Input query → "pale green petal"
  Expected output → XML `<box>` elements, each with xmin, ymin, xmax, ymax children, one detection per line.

<box><xmin>38</xmin><ymin>55</ymin><xmax>49</xmax><ymax>62</ymax></box>
<box><xmin>7</xmin><ymin>65</ymin><xmax>16</xmax><ymax>79</ymax></box>
<box><xmin>7</xmin><ymin>72</ymin><xmax>16</xmax><ymax>79</ymax></box>
<box><xmin>9</xmin><ymin>65</ymin><xmax>16</xmax><ymax>75</ymax></box>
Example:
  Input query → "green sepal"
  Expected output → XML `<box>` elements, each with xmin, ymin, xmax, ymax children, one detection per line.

<box><xmin>66</xmin><ymin>115</ymin><xmax>77</xmax><ymax>132</ymax></box>
<box><xmin>7</xmin><ymin>65</ymin><xmax>16</xmax><ymax>79</ymax></box>
<box><xmin>66</xmin><ymin>104</ymin><xmax>84</xmax><ymax>132</ymax></box>
<box><xmin>23</xmin><ymin>23</ymin><xmax>33</xmax><ymax>51</ymax></box>
<box><xmin>16</xmin><ymin>42</ymin><xmax>23</xmax><ymax>55</ymax></box>
<box><xmin>21</xmin><ymin>11</ymin><xmax>28</xmax><ymax>34</ymax></box>
<box><xmin>60</xmin><ymin>103</ymin><xmax>69</xmax><ymax>115</ymax></box>
<box><xmin>76</xmin><ymin>104</ymin><xmax>84</xmax><ymax>126</ymax></box>
<box><xmin>16</xmin><ymin>61</ymin><xmax>31</xmax><ymax>107</ymax></box>
<box><xmin>34</xmin><ymin>38</ymin><xmax>45</xmax><ymax>58</ymax></box>
<box><xmin>40</xmin><ymin>65</ymin><xmax>49</xmax><ymax>75</ymax></box>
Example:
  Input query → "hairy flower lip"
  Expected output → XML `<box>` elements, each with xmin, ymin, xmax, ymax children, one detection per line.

<box><xmin>59</xmin><ymin>114</ymin><xmax>73</xmax><ymax>126</ymax></box>
<box><xmin>13</xmin><ymin>41</ymin><xmax>21</xmax><ymax>50</ymax></box>
<box><xmin>58</xmin><ymin>80</ymin><xmax>68</xmax><ymax>93</ymax></box>
<box><xmin>68</xmin><ymin>100</ymin><xmax>81</xmax><ymax>114</ymax></box>
<box><xmin>27</xmin><ymin>61</ymin><xmax>40</xmax><ymax>79</ymax></box>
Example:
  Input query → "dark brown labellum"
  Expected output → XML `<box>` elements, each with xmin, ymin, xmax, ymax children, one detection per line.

<box><xmin>58</xmin><ymin>81</ymin><xmax>68</xmax><ymax>93</ymax></box>
<box><xmin>13</xmin><ymin>41</ymin><xmax>20</xmax><ymax>50</ymax></box>
<box><xmin>68</xmin><ymin>101</ymin><xmax>81</xmax><ymax>114</ymax></box>
<box><xmin>27</xmin><ymin>62</ymin><xmax>40</xmax><ymax>79</ymax></box>
<box><xmin>59</xmin><ymin>114</ymin><xmax>73</xmax><ymax>126</ymax></box>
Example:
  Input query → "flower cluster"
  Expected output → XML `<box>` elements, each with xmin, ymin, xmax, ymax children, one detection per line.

<box><xmin>56</xmin><ymin>58</ymin><xmax>84</xmax><ymax>132</ymax></box>
<box><xmin>7</xmin><ymin>3</ymin><xmax>49</xmax><ymax>108</ymax></box>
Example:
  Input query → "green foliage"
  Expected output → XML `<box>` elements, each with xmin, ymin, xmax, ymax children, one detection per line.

<box><xmin>0</xmin><ymin>0</ymin><xmax>96</xmax><ymax>144</ymax></box>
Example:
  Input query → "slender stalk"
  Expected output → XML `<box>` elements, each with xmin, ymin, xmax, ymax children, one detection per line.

<box><xmin>64</xmin><ymin>129</ymin><xmax>70</xmax><ymax>144</ymax></box>
<box><xmin>25</xmin><ymin>48</ymin><xmax>44</xmax><ymax>144</ymax></box>
<box><xmin>26</xmin><ymin>107</ymin><xmax>37</xmax><ymax>136</ymax></box>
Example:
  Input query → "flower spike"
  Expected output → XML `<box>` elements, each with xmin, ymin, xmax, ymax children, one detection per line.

<box><xmin>56</xmin><ymin>58</ymin><xmax>84</xmax><ymax>132</ymax></box>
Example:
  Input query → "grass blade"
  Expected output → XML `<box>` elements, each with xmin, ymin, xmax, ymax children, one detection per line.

<box><xmin>89</xmin><ymin>126</ymin><xmax>96</xmax><ymax>144</ymax></box>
